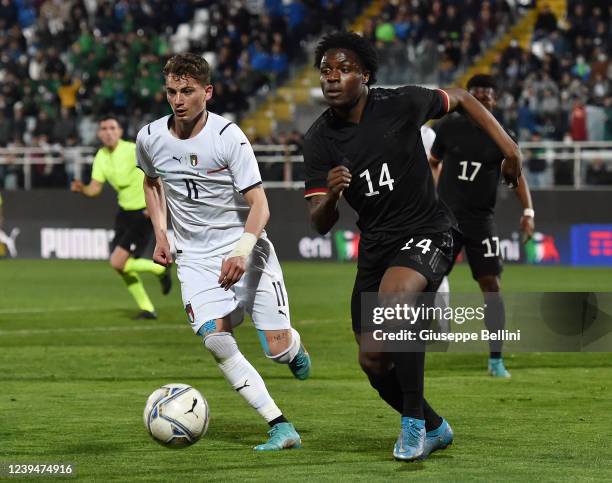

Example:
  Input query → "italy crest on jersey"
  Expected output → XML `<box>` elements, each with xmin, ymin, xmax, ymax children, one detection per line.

<box><xmin>190</xmin><ymin>154</ymin><xmax>198</xmax><ymax>167</ymax></box>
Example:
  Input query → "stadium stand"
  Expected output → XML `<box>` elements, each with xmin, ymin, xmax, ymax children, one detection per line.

<box><xmin>362</xmin><ymin>0</ymin><xmax>520</xmax><ymax>85</ymax></box>
<box><xmin>480</xmin><ymin>1</ymin><xmax>611</xmax><ymax>185</ymax></box>
<box><xmin>0</xmin><ymin>0</ymin><xmax>360</xmax><ymax>143</ymax></box>
<box><xmin>490</xmin><ymin>1</ymin><xmax>611</xmax><ymax>144</ymax></box>
<box><xmin>0</xmin><ymin>0</ymin><xmax>610</xmax><ymax>188</ymax></box>
<box><xmin>239</xmin><ymin>0</ymin><xmax>523</xmax><ymax>139</ymax></box>
<box><xmin>0</xmin><ymin>0</ymin><xmax>364</xmax><ymax>187</ymax></box>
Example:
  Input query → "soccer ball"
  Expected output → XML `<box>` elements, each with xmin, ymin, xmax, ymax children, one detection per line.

<box><xmin>143</xmin><ymin>383</ymin><xmax>209</xmax><ymax>448</ymax></box>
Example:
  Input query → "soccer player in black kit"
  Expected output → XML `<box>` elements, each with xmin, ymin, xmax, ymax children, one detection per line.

<box><xmin>303</xmin><ymin>32</ymin><xmax>522</xmax><ymax>461</ymax></box>
<box><xmin>429</xmin><ymin>74</ymin><xmax>535</xmax><ymax>378</ymax></box>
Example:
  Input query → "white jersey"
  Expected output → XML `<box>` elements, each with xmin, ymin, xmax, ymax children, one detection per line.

<box><xmin>136</xmin><ymin>112</ymin><xmax>262</xmax><ymax>257</ymax></box>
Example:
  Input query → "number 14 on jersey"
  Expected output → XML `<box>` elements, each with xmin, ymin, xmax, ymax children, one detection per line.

<box><xmin>359</xmin><ymin>162</ymin><xmax>395</xmax><ymax>197</ymax></box>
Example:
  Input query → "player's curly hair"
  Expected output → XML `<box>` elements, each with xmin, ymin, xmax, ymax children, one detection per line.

<box><xmin>163</xmin><ymin>53</ymin><xmax>211</xmax><ymax>85</ymax></box>
<box><xmin>466</xmin><ymin>74</ymin><xmax>497</xmax><ymax>92</ymax></box>
<box><xmin>314</xmin><ymin>31</ymin><xmax>378</xmax><ymax>85</ymax></box>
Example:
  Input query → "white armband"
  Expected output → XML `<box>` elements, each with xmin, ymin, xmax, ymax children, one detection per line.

<box><xmin>523</xmin><ymin>208</ymin><xmax>535</xmax><ymax>218</ymax></box>
<box><xmin>229</xmin><ymin>232</ymin><xmax>258</xmax><ymax>258</ymax></box>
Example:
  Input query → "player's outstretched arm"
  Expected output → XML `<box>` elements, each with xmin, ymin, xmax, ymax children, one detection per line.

<box><xmin>219</xmin><ymin>186</ymin><xmax>269</xmax><ymax>290</ymax></box>
<box><xmin>306</xmin><ymin>166</ymin><xmax>351</xmax><ymax>235</ymax></box>
<box><xmin>443</xmin><ymin>88</ymin><xmax>522</xmax><ymax>188</ymax></box>
<box><xmin>70</xmin><ymin>179</ymin><xmax>103</xmax><ymax>197</ymax></box>
<box><xmin>143</xmin><ymin>175</ymin><xmax>172</xmax><ymax>266</ymax></box>
<box><xmin>514</xmin><ymin>174</ymin><xmax>535</xmax><ymax>242</ymax></box>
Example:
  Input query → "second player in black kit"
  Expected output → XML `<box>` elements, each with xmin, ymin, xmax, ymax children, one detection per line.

<box><xmin>303</xmin><ymin>33</ymin><xmax>522</xmax><ymax>462</ymax></box>
<box><xmin>430</xmin><ymin>74</ymin><xmax>535</xmax><ymax>377</ymax></box>
<box><xmin>433</xmin><ymin>108</ymin><xmax>512</xmax><ymax>278</ymax></box>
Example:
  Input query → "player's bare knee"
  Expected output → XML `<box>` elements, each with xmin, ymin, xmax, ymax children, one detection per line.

<box><xmin>110</xmin><ymin>257</ymin><xmax>126</xmax><ymax>272</ymax></box>
<box><xmin>359</xmin><ymin>352</ymin><xmax>392</xmax><ymax>377</ymax></box>
<box><xmin>379</xmin><ymin>267</ymin><xmax>427</xmax><ymax>296</ymax></box>
<box><xmin>259</xmin><ymin>328</ymin><xmax>301</xmax><ymax>364</ymax></box>
<box><xmin>478</xmin><ymin>275</ymin><xmax>500</xmax><ymax>293</ymax></box>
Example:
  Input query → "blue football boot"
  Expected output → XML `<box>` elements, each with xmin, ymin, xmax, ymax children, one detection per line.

<box><xmin>288</xmin><ymin>344</ymin><xmax>311</xmax><ymax>380</ymax></box>
<box><xmin>253</xmin><ymin>422</ymin><xmax>302</xmax><ymax>451</ymax></box>
<box><xmin>488</xmin><ymin>358</ymin><xmax>511</xmax><ymax>378</ymax></box>
<box><xmin>393</xmin><ymin>417</ymin><xmax>425</xmax><ymax>461</ymax></box>
<box><xmin>422</xmin><ymin>418</ymin><xmax>454</xmax><ymax>459</ymax></box>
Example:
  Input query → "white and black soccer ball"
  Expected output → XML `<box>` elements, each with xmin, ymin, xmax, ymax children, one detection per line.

<box><xmin>143</xmin><ymin>383</ymin><xmax>209</xmax><ymax>448</ymax></box>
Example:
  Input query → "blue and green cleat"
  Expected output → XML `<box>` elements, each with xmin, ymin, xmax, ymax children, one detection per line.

<box><xmin>488</xmin><ymin>358</ymin><xmax>511</xmax><ymax>378</ymax></box>
<box><xmin>253</xmin><ymin>422</ymin><xmax>302</xmax><ymax>451</ymax></box>
<box><xmin>288</xmin><ymin>344</ymin><xmax>311</xmax><ymax>380</ymax></box>
<box><xmin>421</xmin><ymin>418</ymin><xmax>454</xmax><ymax>459</ymax></box>
<box><xmin>393</xmin><ymin>417</ymin><xmax>425</xmax><ymax>461</ymax></box>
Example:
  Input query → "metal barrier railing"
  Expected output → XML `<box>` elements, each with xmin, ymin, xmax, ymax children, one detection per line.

<box><xmin>1</xmin><ymin>142</ymin><xmax>611</xmax><ymax>190</ymax></box>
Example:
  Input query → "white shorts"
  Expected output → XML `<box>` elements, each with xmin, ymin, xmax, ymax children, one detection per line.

<box><xmin>177</xmin><ymin>237</ymin><xmax>291</xmax><ymax>335</ymax></box>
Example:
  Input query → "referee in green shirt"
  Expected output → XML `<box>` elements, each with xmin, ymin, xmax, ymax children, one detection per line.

<box><xmin>71</xmin><ymin>116</ymin><xmax>171</xmax><ymax>319</ymax></box>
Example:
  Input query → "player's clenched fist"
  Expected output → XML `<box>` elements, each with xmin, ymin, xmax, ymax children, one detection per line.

<box><xmin>70</xmin><ymin>180</ymin><xmax>83</xmax><ymax>192</ymax></box>
<box><xmin>219</xmin><ymin>256</ymin><xmax>246</xmax><ymax>290</ymax></box>
<box><xmin>520</xmin><ymin>215</ymin><xmax>535</xmax><ymax>242</ymax></box>
<box><xmin>153</xmin><ymin>237</ymin><xmax>173</xmax><ymax>267</ymax></box>
<box><xmin>327</xmin><ymin>165</ymin><xmax>352</xmax><ymax>197</ymax></box>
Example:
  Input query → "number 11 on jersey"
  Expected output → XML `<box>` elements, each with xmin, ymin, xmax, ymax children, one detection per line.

<box><xmin>359</xmin><ymin>162</ymin><xmax>395</xmax><ymax>197</ymax></box>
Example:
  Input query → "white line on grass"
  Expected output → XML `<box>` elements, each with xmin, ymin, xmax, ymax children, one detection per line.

<box><xmin>0</xmin><ymin>319</ymin><xmax>336</xmax><ymax>336</ymax></box>
<box><xmin>0</xmin><ymin>306</ymin><xmax>127</xmax><ymax>315</ymax></box>
<box><xmin>0</xmin><ymin>324</ymin><xmax>183</xmax><ymax>336</ymax></box>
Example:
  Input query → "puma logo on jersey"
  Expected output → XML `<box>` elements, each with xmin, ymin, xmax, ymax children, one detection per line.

<box><xmin>172</xmin><ymin>156</ymin><xmax>181</xmax><ymax>163</ymax></box>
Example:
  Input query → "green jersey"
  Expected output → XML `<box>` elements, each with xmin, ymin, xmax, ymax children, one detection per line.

<box><xmin>91</xmin><ymin>139</ymin><xmax>145</xmax><ymax>211</ymax></box>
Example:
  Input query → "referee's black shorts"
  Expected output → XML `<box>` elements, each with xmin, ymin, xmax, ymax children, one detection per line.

<box><xmin>350</xmin><ymin>230</ymin><xmax>454</xmax><ymax>334</ymax></box>
<box><xmin>111</xmin><ymin>208</ymin><xmax>153</xmax><ymax>258</ymax></box>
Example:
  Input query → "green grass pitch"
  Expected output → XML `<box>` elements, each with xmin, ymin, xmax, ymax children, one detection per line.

<box><xmin>0</xmin><ymin>260</ymin><xmax>611</xmax><ymax>481</ymax></box>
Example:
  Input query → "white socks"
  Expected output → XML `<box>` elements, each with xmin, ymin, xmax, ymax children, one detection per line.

<box><xmin>204</xmin><ymin>332</ymin><xmax>282</xmax><ymax>423</ymax></box>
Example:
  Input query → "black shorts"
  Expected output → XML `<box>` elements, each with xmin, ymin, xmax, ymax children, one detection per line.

<box><xmin>351</xmin><ymin>230</ymin><xmax>454</xmax><ymax>333</ymax></box>
<box><xmin>111</xmin><ymin>208</ymin><xmax>153</xmax><ymax>258</ymax></box>
<box><xmin>452</xmin><ymin>219</ymin><xmax>503</xmax><ymax>280</ymax></box>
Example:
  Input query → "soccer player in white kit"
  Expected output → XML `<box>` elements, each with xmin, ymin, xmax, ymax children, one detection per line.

<box><xmin>137</xmin><ymin>53</ymin><xmax>310</xmax><ymax>451</ymax></box>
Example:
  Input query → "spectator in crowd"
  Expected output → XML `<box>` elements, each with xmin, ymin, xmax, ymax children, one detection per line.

<box><xmin>569</xmin><ymin>97</ymin><xmax>588</xmax><ymax>141</ymax></box>
<box><xmin>586</xmin><ymin>159</ymin><xmax>612</xmax><ymax>185</ymax></box>
<box><xmin>534</xmin><ymin>4</ymin><xmax>558</xmax><ymax>35</ymax></box>
<box><xmin>524</xmin><ymin>132</ymin><xmax>548</xmax><ymax>188</ymax></box>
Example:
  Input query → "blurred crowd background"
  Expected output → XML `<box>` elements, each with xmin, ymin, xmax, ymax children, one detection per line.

<box><xmin>0</xmin><ymin>0</ymin><xmax>610</xmax><ymax>188</ymax></box>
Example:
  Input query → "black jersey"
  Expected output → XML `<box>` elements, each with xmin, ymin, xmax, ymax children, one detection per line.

<box><xmin>303</xmin><ymin>86</ymin><xmax>452</xmax><ymax>236</ymax></box>
<box><xmin>431</xmin><ymin>113</ymin><xmax>516</xmax><ymax>222</ymax></box>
